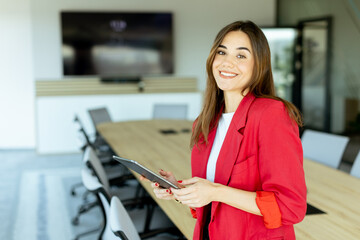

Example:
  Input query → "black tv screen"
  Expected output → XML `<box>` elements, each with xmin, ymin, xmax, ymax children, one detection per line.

<box><xmin>61</xmin><ymin>11</ymin><xmax>173</xmax><ymax>77</ymax></box>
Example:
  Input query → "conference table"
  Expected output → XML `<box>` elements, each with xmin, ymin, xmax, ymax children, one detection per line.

<box><xmin>97</xmin><ymin>119</ymin><xmax>360</xmax><ymax>240</ymax></box>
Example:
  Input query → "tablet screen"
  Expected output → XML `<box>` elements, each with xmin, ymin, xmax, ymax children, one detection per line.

<box><xmin>112</xmin><ymin>155</ymin><xmax>179</xmax><ymax>189</ymax></box>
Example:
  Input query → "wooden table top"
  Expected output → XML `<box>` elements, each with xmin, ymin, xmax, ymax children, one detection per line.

<box><xmin>297</xmin><ymin>159</ymin><xmax>360</xmax><ymax>239</ymax></box>
<box><xmin>98</xmin><ymin>120</ymin><xmax>360</xmax><ymax>240</ymax></box>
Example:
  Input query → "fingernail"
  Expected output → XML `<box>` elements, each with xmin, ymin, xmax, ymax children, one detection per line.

<box><xmin>177</xmin><ymin>180</ymin><xmax>182</xmax><ymax>183</ymax></box>
<box><xmin>166</xmin><ymin>189</ymin><xmax>170</xmax><ymax>193</ymax></box>
<box><xmin>155</xmin><ymin>183</ymin><xmax>159</xmax><ymax>187</ymax></box>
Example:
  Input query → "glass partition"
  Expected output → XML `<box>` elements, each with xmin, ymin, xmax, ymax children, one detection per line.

<box><xmin>262</xmin><ymin>28</ymin><xmax>298</xmax><ymax>102</ymax></box>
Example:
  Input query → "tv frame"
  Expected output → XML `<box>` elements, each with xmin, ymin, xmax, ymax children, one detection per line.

<box><xmin>60</xmin><ymin>11</ymin><xmax>174</xmax><ymax>79</ymax></box>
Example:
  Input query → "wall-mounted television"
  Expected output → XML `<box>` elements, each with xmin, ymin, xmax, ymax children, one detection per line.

<box><xmin>61</xmin><ymin>11</ymin><xmax>173</xmax><ymax>78</ymax></box>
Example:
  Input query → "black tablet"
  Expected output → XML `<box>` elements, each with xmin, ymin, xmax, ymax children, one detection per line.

<box><xmin>112</xmin><ymin>155</ymin><xmax>179</xmax><ymax>189</ymax></box>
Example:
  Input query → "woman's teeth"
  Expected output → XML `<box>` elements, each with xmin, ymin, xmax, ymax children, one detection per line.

<box><xmin>220</xmin><ymin>71</ymin><xmax>237</xmax><ymax>77</ymax></box>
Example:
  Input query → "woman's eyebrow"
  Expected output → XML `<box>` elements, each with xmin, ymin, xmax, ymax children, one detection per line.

<box><xmin>237</xmin><ymin>47</ymin><xmax>251</xmax><ymax>53</ymax></box>
<box><xmin>218</xmin><ymin>44</ymin><xmax>251</xmax><ymax>53</ymax></box>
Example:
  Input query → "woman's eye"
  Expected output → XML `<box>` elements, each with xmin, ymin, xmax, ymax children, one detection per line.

<box><xmin>217</xmin><ymin>50</ymin><xmax>225</xmax><ymax>55</ymax></box>
<box><xmin>237</xmin><ymin>55</ymin><xmax>246</xmax><ymax>59</ymax></box>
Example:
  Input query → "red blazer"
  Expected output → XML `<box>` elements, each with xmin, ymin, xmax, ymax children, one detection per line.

<box><xmin>191</xmin><ymin>93</ymin><xmax>307</xmax><ymax>240</ymax></box>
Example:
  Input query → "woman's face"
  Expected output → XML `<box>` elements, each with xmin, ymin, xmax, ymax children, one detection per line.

<box><xmin>212</xmin><ymin>30</ymin><xmax>255</xmax><ymax>94</ymax></box>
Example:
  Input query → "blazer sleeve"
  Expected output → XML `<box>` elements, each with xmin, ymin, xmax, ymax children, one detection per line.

<box><xmin>256</xmin><ymin>102</ymin><xmax>307</xmax><ymax>227</ymax></box>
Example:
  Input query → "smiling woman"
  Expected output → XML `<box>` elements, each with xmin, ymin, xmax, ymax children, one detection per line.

<box><xmin>145</xmin><ymin>21</ymin><xmax>307</xmax><ymax>240</ymax></box>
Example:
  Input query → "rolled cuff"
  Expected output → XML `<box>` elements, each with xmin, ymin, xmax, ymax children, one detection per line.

<box><xmin>256</xmin><ymin>191</ymin><xmax>282</xmax><ymax>229</ymax></box>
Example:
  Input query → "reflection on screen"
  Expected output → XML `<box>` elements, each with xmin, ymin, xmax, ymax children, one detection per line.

<box><xmin>61</xmin><ymin>12</ymin><xmax>173</xmax><ymax>77</ymax></box>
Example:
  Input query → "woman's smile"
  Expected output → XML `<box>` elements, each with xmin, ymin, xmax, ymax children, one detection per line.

<box><xmin>219</xmin><ymin>70</ymin><xmax>238</xmax><ymax>78</ymax></box>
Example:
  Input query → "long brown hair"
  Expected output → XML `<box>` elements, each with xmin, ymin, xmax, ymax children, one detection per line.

<box><xmin>190</xmin><ymin>20</ymin><xmax>303</xmax><ymax>148</ymax></box>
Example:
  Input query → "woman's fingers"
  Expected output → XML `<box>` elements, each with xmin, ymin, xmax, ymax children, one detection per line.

<box><xmin>172</xmin><ymin>185</ymin><xmax>194</xmax><ymax>196</ymax></box>
<box><xmin>154</xmin><ymin>188</ymin><xmax>172</xmax><ymax>196</ymax></box>
<box><xmin>171</xmin><ymin>177</ymin><xmax>201</xmax><ymax>196</ymax></box>
<box><xmin>159</xmin><ymin>169</ymin><xmax>178</xmax><ymax>186</ymax></box>
<box><xmin>144</xmin><ymin>169</ymin><xmax>179</xmax><ymax>201</ymax></box>
<box><xmin>173</xmin><ymin>191</ymin><xmax>200</xmax><ymax>207</ymax></box>
<box><xmin>150</xmin><ymin>182</ymin><xmax>158</xmax><ymax>188</ymax></box>
<box><xmin>170</xmin><ymin>178</ymin><xmax>215</xmax><ymax>208</ymax></box>
<box><xmin>153</xmin><ymin>187</ymin><xmax>175</xmax><ymax>200</ymax></box>
<box><xmin>179</xmin><ymin>177</ymin><xmax>200</xmax><ymax>186</ymax></box>
<box><xmin>171</xmin><ymin>186</ymin><xmax>197</xmax><ymax>205</ymax></box>
<box><xmin>159</xmin><ymin>169</ymin><xmax>174</xmax><ymax>178</ymax></box>
<box><xmin>149</xmin><ymin>181</ymin><xmax>175</xmax><ymax>200</ymax></box>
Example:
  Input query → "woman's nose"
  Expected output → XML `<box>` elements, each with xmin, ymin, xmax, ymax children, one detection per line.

<box><xmin>221</xmin><ymin>56</ymin><xmax>235</xmax><ymax>68</ymax></box>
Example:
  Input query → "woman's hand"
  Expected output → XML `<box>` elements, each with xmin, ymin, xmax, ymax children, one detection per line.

<box><xmin>171</xmin><ymin>177</ymin><xmax>218</xmax><ymax>208</ymax></box>
<box><xmin>140</xmin><ymin>169</ymin><xmax>178</xmax><ymax>200</ymax></box>
<box><xmin>158</xmin><ymin>169</ymin><xmax>178</xmax><ymax>187</ymax></box>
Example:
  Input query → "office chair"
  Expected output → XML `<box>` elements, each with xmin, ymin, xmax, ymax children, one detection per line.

<box><xmin>88</xmin><ymin>107</ymin><xmax>148</xmax><ymax>206</ymax></box>
<box><xmin>84</xmin><ymin>146</ymin><xmax>136</xmax><ymax>194</ymax></box>
<box><xmin>71</xmin><ymin>115</ymin><xmax>97</xmax><ymax>197</ymax></box>
<box><xmin>73</xmin><ymin>114</ymin><xmax>114</xmax><ymax>165</ymax></box>
<box><xmin>71</xmin><ymin>115</ymin><xmax>127</xmax><ymax>197</ymax></box>
<box><xmin>152</xmin><ymin>104</ymin><xmax>188</xmax><ymax>120</ymax></box>
<box><xmin>88</xmin><ymin>107</ymin><xmax>112</xmax><ymax>127</ymax></box>
<box><xmin>71</xmin><ymin>145</ymin><xmax>135</xmax><ymax>226</ymax></box>
<box><xmin>301</xmin><ymin>129</ymin><xmax>350</xmax><ymax>169</ymax></box>
<box><xmin>81</xmin><ymin>168</ymin><xmax>182</xmax><ymax>240</ymax></box>
<box><xmin>73</xmin><ymin>146</ymin><xmax>141</xmax><ymax>240</ymax></box>
<box><xmin>110</xmin><ymin>196</ymin><xmax>141</xmax><ymax>240</ymax></box>
<box><xmin>74</xmin><ymin>114</ymin><xmax>93</xmax><ymax>151</ymax></box>
<box><xmin>350</xmin><ymin>151</ymin><xmax>360</xmax><ymax>178</ymax></box>
<box><xmin>88</xmin><ymin>107</ymin><xmax>114</xmax><ymax>146</ymax></box>
<box><xmin>89</xmin><ymin>106</ymin><xmax>148</xmax><ymax>195</ymax></box>
<box><xmin>79</xmin><ymin>167</ymin><xmax>113</xmax><ymax>240</ymax></box>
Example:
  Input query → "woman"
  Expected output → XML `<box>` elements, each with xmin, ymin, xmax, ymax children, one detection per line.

<box><xmin>148</xmin><ymin>20</ymin><xmax>307</xmax><ymax>239</ymax></box>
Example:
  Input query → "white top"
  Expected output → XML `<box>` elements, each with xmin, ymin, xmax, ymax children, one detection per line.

<box><xmin>206</xmin><ymin>112</ymin><xmax>235</xmax><ymax>182</ymax></box>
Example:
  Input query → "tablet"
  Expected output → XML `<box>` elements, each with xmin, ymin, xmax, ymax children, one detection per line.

<box><xmin>112</xmin><ymin>155</ymin><xmax>179</xmax><ymax>189</ymax></box>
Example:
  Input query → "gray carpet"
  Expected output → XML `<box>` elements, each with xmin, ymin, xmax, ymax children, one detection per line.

<box><xmin>0</xmin><ymin>149</ymin><xmax>82</xmax><ymax>240</ymax></box>
<box><xmin>0</xmin><ymin>149</ymin><xmax>179</xmax><ymax>240</ymax></box>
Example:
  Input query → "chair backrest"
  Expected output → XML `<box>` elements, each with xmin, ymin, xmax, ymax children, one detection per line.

<box><xmin>81</xmin><ymin>167</ymin><xmax>103</xmax><ymax>191</ymax></box>
<box><xmin>88</xmin><ymin>107</ymin><xmax>112</xmax><ymax>127</ymax></box>
<box><xmin>74</xmin><ymin>114</ymin><xmax>93</xmax><ymax>150</ymax></box>
<box><xmin>83</xmin><ymin>146</ymin><xmax>110</xmax><ymax>192</ymax></box>
<box><xmin>110</xmin><ymin>196</ymin><xmax>141</xmax><ymax>240</ymax></box>
<box><xmin>152</xmin><ymin>104</ymin><xmax>188</xmax><ymax>120</ymax></box>
<box><xmin>350</xmin><ymin>151</ymin><xmax>360</xmax><ymax>178</ymax></box>
<box><xmin>301</xmin><ymin>129</ymin><xmax>350</xmax><ymax>169</ymax></box>
<box><xmin>81</xmin><ymin>168</ymin><xmax>119</xmax><ymax>240</ymax></box>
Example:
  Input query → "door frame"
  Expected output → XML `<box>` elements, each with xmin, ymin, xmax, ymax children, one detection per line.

<box><xmin>293</xmin><ymin>16</ymin><xmax>333</xmax><ymax>132</ymax></box>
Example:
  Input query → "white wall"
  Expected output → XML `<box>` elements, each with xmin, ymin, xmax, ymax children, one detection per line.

<box><xmin>36</xmin><ymin>93</ymin><xmax>202</xmax><ymax>154</ymax></box>
<box><xmin>1</xmin><ymin>0</ymin><xmax>276</xmax><ymax>149</ymax></box>
<box><xmin>0</xmin><ymin>0</ymin><xmax>35</xmax><ymax>148</ymax></box>
<box><xmin>32</xmin><ymin>0</ymin><xmax>276</xmax><ymax>88</ymax></box>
